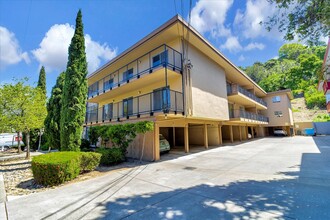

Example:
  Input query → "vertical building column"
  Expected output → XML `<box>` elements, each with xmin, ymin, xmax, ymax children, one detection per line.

<box><xmin>230</xmin><ymin>125</ymin><xmax>234</xmax><ymax>143</ymax></box>
<box><xmin>251</xmin><ymin>127</ymin><xmax>255</xmax><ymax>138</ymax></box>
<box><xmin>184</xmin><ymin>124</ymin><xmax>189</xmax><ymax>153</ymax></box>
<box><xmin>239</xmin><ymin>126</ymin><xmax>242</xmax><ymax>141</ymax></box>
<box><xmin>154</xmin><ymin>123</ymin><xmax>160</xmax><ymax>161</ymax></box>
<box><xmin>218</xmin><ymin>124</ymin><xmax>222</xmax><ymax>145</ymax></box>
<box><xmin>204</xmin><ymin>124</ymin><xmax>208</xmax><ymax>149</ymax></box>
<box><xmin>172</xmin><ymin>127</ymin><xmax>176</xmax><ymax>147</ymax></box>
<box><xmin>245</xmin><ymin>126</ymin><xmax>249</xmax><ymax>139</ymax></box>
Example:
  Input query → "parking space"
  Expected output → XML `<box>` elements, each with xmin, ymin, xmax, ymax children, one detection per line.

<box><xmin>6</xmin><ymin>136</ymin><xmax>330</xmax><ymax>219</ymax></box>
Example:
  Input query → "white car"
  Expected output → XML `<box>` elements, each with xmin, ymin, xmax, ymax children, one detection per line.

<box><xmin>0</xmin><ymin>133</ymin><xmax>24</xmax><ymax>151</ymax></box>
<box><xmin>274</xmin><ymin>129</ymin><xmax>287</xmax><ymax>136</ymax></box>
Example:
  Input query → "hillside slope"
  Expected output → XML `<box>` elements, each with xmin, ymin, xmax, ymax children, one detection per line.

<box><xmin>291</xmin><ymin>97</ymin><xmax>327</xmax><ymax>122</ymax></box>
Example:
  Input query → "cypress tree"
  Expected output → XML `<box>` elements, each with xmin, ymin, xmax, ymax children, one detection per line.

<box><xmin>44</xmin><ymin>72</ymin><xmax>65</xmax><ymax>150</ymax></box>
<box><xmin>37</xmin><ymin>66</ymin><xmax>46</xmax><ymax>96</ymax></box>
<box><xmin>60</xmin><ymin>10</ymin><xmax>88</xmax><ymax>151</ymax></box>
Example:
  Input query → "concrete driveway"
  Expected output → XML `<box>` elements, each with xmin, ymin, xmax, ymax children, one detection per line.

<box><xmin>5</xmin><ymin>136</ymin><xmax>330</xmax><ymax>219</ymax></box>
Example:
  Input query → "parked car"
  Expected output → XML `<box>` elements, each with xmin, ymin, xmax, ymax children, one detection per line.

<box><xmin>159</xmin><ymin>134</ymin><xmax>170</xmax><ymax>153</ymax></box>
<box><xmin>274</xmin><ymin>129</ymin><xmax>287</xmax><ymax>137</ymax></box>
<box><xmin>0</xmin><ymin>133</ymin><xmax>24</xmax><ymax>151</ymax></box>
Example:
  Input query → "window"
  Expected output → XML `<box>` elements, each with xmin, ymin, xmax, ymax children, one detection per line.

<box><xmin>274</xmin><ymin>111</ymin><xmax>283</xmax><ymax>117</ymax></box>
<box><xmin>88</xmin><ymin>82</ymin><xmax>98</xmax><ymax>98</ymax></box>
<box><xmin>228</xmin><ymin>104</ymin><xmax>234</xmax><ymax>118</ymax></box>
<box><xmin>152</xmin><ymin>51</ymin><xmax>168</xmax><ymax>68</ymax></box>
<box><xmin>103</xmin><ymin>103</ymin><xmax>113</xmax><ymax>120</ymax></box>
<box><xmin>153</xmin><ymin>87</ymin><xmax>170</xmax><ymax>111</ymax></box>
<box><xmin>123</xmin><ymin>97</ymin><xmax>133</xmax><ymax>116</ymax></box>
<box><xmin>103</xmin><ymin>77</ymin><xmax>114</xmax><ymax>91</ymax></box>
<box><xmin>272</xmin><ymin>96</ymin><xmax>281</xmax><ymax>103</ymax></box>
<box><xmin>123</xmin><ymin>68</ymin><xmax>134</xmax><ymax>81</ymax></box>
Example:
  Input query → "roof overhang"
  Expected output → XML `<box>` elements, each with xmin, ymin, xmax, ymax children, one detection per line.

<box><xmin>88</xmin><ymin>15</ymin><xmax>267</xmax><ymax>97</ymax></box>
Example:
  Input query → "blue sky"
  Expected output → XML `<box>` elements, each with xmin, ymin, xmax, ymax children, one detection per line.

<box><xmin>0</xmin><ymin>0</ymin><xmax>296</xmax><ymax>95</ymax></box>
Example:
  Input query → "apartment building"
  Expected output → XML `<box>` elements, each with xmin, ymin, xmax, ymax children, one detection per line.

<box><xmin>318</xmin><ymin>38</ymin><xmax>330</xmax><ymax>114</ymax></box>
<box><xmin>85</xmin><ymin>15</ymin><xmax>285</xmax><ymax>161</ymax></box>
<box><xmin>261</xmin><ymin>90</ymin><xmax>294</xmax><ymax>136</ymax></box>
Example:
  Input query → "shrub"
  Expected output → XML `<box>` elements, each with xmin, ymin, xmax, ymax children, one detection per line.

<box><xmin>32</xmin><ymin>151</ymin><xmax>101</xmax><ymax>186</ymax></box>
<box><xmin>32</xmin><ymin>152</ymin><xmax>81</xmax><ymax>186</ymax></box>
<box><xmin>96</xmin><ymin>147</ymin><xmax>124</xmax><ymax>165</ymax></box>
<box><xmin>80</xmin><ymin>152</ymin><xmax>101</xmax><ymax>172</ymax></box>
<box><xmin>80</xmin><ymin>138</ymin><xmax>91</xmax><ymax>151</ymax></box>
<box><xmin>40</xmin><ymin>145</ymin><xmax>49</xmax><ymax>151</ymax></box>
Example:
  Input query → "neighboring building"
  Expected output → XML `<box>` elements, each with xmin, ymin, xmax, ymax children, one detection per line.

<box><xmin>261</xmin><ymin>90</ymin><xmax>294</xmax><ymax>136</ymax></box>
<box><xmin>85</xmin><ymin>15</ymin><xmax>291</xmax><ymax>161</ymax></box>
<box><xmin>318</xmin><ymin>38</ymin><xmax>330</xmax><ymax>114</ymax></box>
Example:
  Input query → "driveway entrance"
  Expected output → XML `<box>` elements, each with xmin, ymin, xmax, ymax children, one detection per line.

<box><xmin>5</xmin><ymin>136</ymin><xmax>330</xmax><ymax>219</ymax></box>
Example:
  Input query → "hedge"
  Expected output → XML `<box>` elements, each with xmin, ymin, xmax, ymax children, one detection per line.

<box><xmin>96</xmin><ymin>147</ymin><xmax>125</xmax><ymax>165</ymax></box>
<box><xmin>32</xmin><ymin>151</ymin><xmax>101</xmax><ymax>186</ymax></box>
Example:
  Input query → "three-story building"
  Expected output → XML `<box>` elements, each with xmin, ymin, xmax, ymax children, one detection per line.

<box><xmin>85</xmin><ymin>15</ymin><xmax>282</xmax><ymax>161</ymax></box>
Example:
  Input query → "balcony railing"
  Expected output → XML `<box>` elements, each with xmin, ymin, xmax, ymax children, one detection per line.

<box><xmin>230</xmin><ymin>109</ymin><xmax>269</xmax><ymax>122</ymax></box>
<box><xmin>85</xmin><ymin>88</ymin><xmax>184</xmax><ymax>124</ymax></box>
<box><xmin>227</xmin><ymin>84</ymin><xmax>267</xmax><ymax>107</ymax></box>
<box><xmin>88</xmin><ymin>44</ymin><xmax>183</xmax><ymax>99</ymax></box>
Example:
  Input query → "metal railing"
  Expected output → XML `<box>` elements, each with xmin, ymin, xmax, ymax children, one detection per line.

<box><xmin>85</xmin><ymin>88</ymin><xmax>184</xmax><ymax>123</ymax></box>
<box><xmin>228</xmin><ymin>84</ymin><xmax>267</xmax><ymax>107</ymax></box>
<box><xmin>230</xmin><ymin>109</ymin><xmax>269</xmax><ymax>122</ymax></box>
<box><xmin>88</xmin><ymin>44</ymin><xmax>183</xmax><ymax>99</ymax></box>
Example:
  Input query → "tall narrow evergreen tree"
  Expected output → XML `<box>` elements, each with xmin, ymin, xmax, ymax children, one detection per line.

<box><xmin>37</xmin><ymin>66</ymin><xmax>46</xmax><ymax>96</ymax></box>
<box><xmin>44</xmin><ymin>72</ymin><xmax>65</xmax><ymax>150</ymax></box>
<box><xmin>60</xmin><ymin>10</ymin><xmax>88</xmax><ymax>151</ymax></box>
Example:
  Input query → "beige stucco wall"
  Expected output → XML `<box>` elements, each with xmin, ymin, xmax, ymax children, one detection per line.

<box><xmin>187</xmin><ymin>44</ymin><xmax>229</xmax><ymax>120</ymax></box>
<box><xmin>126</xmin><ymin>131</ymin><xmax>154</xmax><ymax>161</ymax></box>
<box><xmin>262</xmin><ymin>93</ymin><xmax>293</xmax><ymax>127</ymax></box>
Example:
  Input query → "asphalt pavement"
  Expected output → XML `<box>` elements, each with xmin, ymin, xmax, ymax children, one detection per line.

<box><xmin>4</xmin><ymin>136</ymin><xmax>330</xmax><ymax>220</ymax></box>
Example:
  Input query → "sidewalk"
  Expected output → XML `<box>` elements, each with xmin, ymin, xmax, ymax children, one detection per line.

<box><xmin>0</xmin><ymin>151</ymin><xmax>48</xmax><ymax>162</ymax></box>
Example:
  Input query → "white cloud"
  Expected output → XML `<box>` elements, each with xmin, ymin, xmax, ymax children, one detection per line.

<box><xmin>244</xmin><ymin>42</ymin><xmax>265</xmax><ymax>51</ymax></box>
<box><xmin>220</xmin><ymin>36</ymin><xmax>242</xmax><ymax>53</ymax></box>
<box><xmin>32</xmin><ymin>24</ymin><xmax>117</xmax><ymax>73</ymax></box>
<box><xmin>234</xmin><ymin>0</ymin><xmax>282</xmax><ymax>40</ymax></box>
<box><xmin>0</xmin><ymin>26</ymin><xmax>29</xmax><ymax>69</ymax></box>
<box><xmin>238</xmin><ymin>55</ymin><xmax>246</xmax><ymax>61</ymax></box>
<box><xmin>191</xmin><ymin>0</ymin><xmax>234</xmax><ymax>38</ymax></box>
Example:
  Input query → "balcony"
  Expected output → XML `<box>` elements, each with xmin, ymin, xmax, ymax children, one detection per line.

<box><xmin>88</xmin><ymin>44</ymin><xmax>183</xmax><ymax>100</ymax></box>
<box><xmin>227</xmin><ymin>84</ymin><xmax>267</xmax><ymax>109</ymax></box>
<box><xmin>229</xmin><ymin>109</ymin><xmax>268</xmax><ymax>124</ymax></box>
<box><xmin>85</xmin><ymin>88</ymin><xmax>184</xmax><ymax>124</ymax></box>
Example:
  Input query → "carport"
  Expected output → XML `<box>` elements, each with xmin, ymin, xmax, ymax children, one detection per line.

<box><xmin>154</xmin><ymin>118</ymin><xmax>224</xmax><ymax>161</ymax></box>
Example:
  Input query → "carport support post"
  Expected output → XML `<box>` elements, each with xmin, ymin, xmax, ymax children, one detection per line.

<box><xmin>172</xmin><ymin>127</ymin><xmax>176</xmax><ymax>147</ymax></box>
<box><xmin>239</xmin><ymin>126</ymin><xmax>242</xmax><ymax>141</ymax></box>
<box><xmin>218</xmin><ymin>124</ymin><xmax>222</xmax><ymax>145</ymax></box>
<box><xmin>154</xmin><ymin>123</ymin><xmax>160</xmax><ymax>161</ymax></box>
<box><xmin>204</xmin><ymin>124</ymin><xmax>208</xmax><ymax>149</ymax></box>
<box><xmin>251</xmin><ymin>127</ymin><xmax>254</xmax><ymax>138</ymax></box>
<box><xmin>230</xmin><ymin>125</ymin><xmax>234</xmax><ymax>143</ymax></box>
<box><xmin>184</xmin><ymin>125</ymin><xmax>189</xmax><ymax>153</ymax></box>
<box><xmin>245</xmin><ymin>126</ymin><xmax>248</xmax><ymax>139</ymax></box>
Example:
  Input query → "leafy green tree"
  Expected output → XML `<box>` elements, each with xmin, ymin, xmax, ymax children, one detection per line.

<box><xmin>264</xmin><ymin>0</ymin><xmax>329</xmax><ymax>45</ymax></box>
<box><xmin>278</xmin><ymin>43</ymin><xmax>308</xmax><ymax>60</ymax></box>
<box><xmin>37</xmin><ymin>66</ymin><xmax>47</xmax><ymax>96</ymax></box>
<box><xmin>244</xmin><ymin>62</ymin><xmax>267</xmax><ymax>83</ymax></box>
<box><xmin>60</xmin><ymin>10</ymin><xmax>88</xmax><ymax>151</ymax></box>
<box><xmin>23</xmin><ymin>87</ymin><xmax>47</xmax><ymax>159</ymax></box>
<box><xmin>0</xmin><ymin>80</ymin><xmax>47</xmax><ymax>157</ymax></box>
<box><xmin>44</xmin><ymin>72</ymin><xmax>65</xmax><ymax>150</ymax></box>
<box><xmin>259</xmin><ymin>73</ymin><xmax>286</xmax><ymax>92</ymax></box>
<box><xmin>32</xmin><ymin>66</ymin><xmax>47</xmax><ymax>151</ymax></box>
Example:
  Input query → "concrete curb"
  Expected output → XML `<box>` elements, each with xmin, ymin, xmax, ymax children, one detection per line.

<box><xmin>0</xmin><ymin>174</ymin><xmax>7</xmax><ymax>220</ymax></box>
